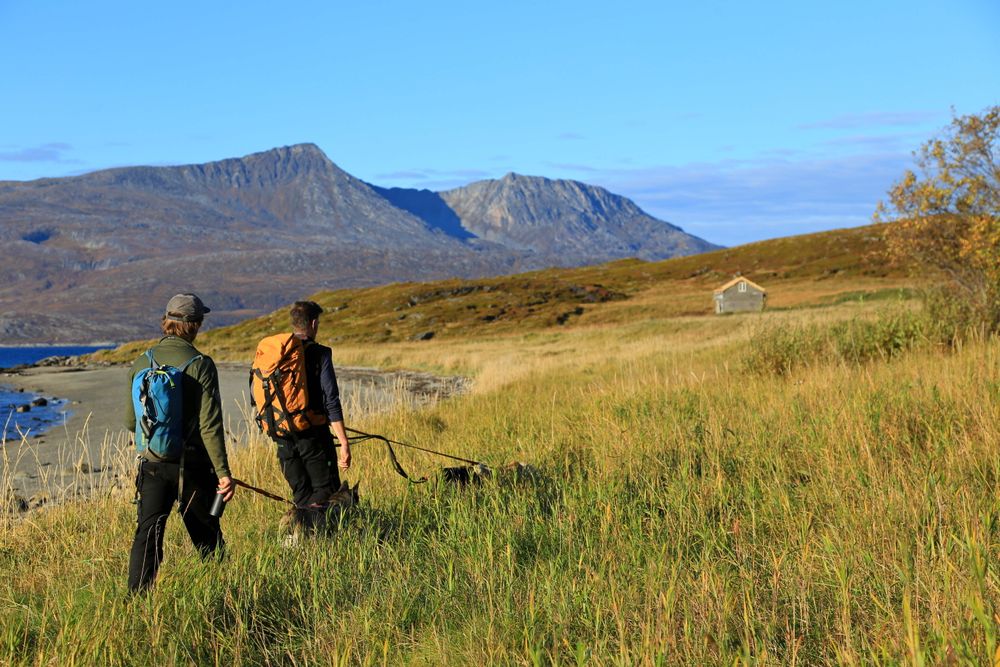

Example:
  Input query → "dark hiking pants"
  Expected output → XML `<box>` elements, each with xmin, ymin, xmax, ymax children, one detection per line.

<box><xmin>128</xmin><ymin>459</ymin><xmax>223</xmax><ymax>593</ymax></box>
<box><xmin>275</xmin><ymin>428</ymin><xmax>340</xmax><ymax>515</ymax></box>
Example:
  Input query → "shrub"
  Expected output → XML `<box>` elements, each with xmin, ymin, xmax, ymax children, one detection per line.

<box><xmin>741</xmin><ymin>322</ymin><xmax>825</xmax><ymax>376</ymax></box>
<box><xmin>876</xmin><ymin>106</ymin><xmax>1000</xmax><ymax>336</ymax></box>
<box><xmin>743</xmin><ymin>311</ymin><xmax>927</xmax><ymax>376</ymax></box>
<box><xmin>921</xmin><ymin>285</ymin><xmax>996</xmax><ymax>347</ymax></box>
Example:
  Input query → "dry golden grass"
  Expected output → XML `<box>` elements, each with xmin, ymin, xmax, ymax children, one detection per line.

<box><xmin>9</xmin><ymin>227</ymin><xmax>996</xmax><ymax>664</ymax></box>
<box><xmin>5</xmin><ymin>295</ymin><xmax>999</xmax><ymax>663</ymax></box>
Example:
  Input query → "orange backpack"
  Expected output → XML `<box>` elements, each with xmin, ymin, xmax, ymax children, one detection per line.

<box><xmin>250</xmin><ymin>334</ymin><xmax>327</xmax><ymax>439</ymax></box>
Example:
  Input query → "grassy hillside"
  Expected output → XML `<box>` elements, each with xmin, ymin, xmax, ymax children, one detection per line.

<box><xmin>9</xmin><ymin>223</ymin><xmax>993</xmax><ymax>665</ymax></box>
<box><xmin>95</xmin><ymin>223</ymin><xmax>913</xmax><ymax>366</ymax></box>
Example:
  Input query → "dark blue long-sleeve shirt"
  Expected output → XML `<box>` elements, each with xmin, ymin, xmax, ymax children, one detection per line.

<box><xmin>302</xmin><ymin>338</ymin><xmax>344</xmax><ymax>423</ymax></box>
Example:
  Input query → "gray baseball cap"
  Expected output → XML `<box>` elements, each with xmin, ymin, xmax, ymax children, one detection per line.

<box><xmin>164</xmin><ymin>293</ymin><xmax>211</xmax><ymax>322</ymax></box>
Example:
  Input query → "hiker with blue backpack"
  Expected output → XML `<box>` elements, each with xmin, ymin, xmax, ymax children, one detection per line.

<box><xmin>124</xmin><ymin>293</ymin><xmax>235</xmax><ymax>593</ymax></box>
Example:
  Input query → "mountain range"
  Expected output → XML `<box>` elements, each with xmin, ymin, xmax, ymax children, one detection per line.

<box><xmin>0</xmin><ymin>143</ymin><xmax>718</xmax><ymax>343</ymax></box>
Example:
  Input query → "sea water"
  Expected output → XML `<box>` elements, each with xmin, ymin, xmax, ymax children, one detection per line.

<box><xmin>0</xmin><ymin>345</ymin><xmax>113</xmax><ymax>441</ymax></box>
<box><xmin>0</xmin><ymin>388</ymin><xmax>70</xmax><ymax>442</ymax></box>
<box><xmin>0</xmin><ymin>345</ymin><xmax>113</xmax><ymax>369</ymax></box>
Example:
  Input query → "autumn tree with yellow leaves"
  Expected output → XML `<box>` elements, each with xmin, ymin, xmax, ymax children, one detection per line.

<box><xmin>876</xmin><ymin>106</ymin><xmax>1000</xmax><ymax>334</ymax></box>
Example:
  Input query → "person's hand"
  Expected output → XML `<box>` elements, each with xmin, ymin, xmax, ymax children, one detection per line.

<box><xmin>217</xmin><ymin>475</ymin><xmax>236</xmax><ymax>502</ymax></box>
<box><xmin>338</xmin><ymin>444</ymin><xmax>352</xmax><ymax>470</ymax></box>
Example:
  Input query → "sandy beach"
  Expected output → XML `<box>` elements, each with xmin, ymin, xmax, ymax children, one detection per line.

<box><xmin>1</xmin><ymin>362</ymin><xmax>468</xmax><ymax>502</ymax></box>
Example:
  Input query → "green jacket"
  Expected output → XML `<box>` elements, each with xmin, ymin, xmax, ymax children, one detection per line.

<box><xmin>124</xmin><ymin>336</ymin><xmax>231</xmax><ymax>478</ymax></box>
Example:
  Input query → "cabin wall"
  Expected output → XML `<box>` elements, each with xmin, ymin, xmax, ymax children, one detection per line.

<box><xmin>715</xmin><ymin>284</ymin><xmax>765</xmax><ymax>313</ymax></box>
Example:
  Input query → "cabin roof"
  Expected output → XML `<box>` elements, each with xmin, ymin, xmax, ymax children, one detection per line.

<box><xmin>713</xmin><ymin>276</ymin><xmax>767</xmax><ymax>294</ymax></box>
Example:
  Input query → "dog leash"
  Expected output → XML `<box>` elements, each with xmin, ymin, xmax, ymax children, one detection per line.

<box><xmin>345</xmin><ymin>427</ymin><xmax>486</xmax><ymax>484</ymax></box>
<box><xmin>232</xmin><ymin>479</ymin><xmax>350</xmax><ymax>512</ymax></box>
<box><xmin>345</xmin><ymin>429</ymin><xmax>427</xmax><ymax>484</ymax></box>
<box><xmin>234</xmin><ymin>430</ymin><xmax>484</xmax><ymax>491</ymax></box>
<box><xmin>233</xmin><ymin>478</ymin><xmax>295</xmax><ymax>506</ymax></box>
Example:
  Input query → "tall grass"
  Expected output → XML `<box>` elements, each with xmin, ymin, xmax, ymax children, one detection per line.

<box><xmin>741</xmin><ymin>309</ymin><xmax>931</xmax><ymax>376</ymax></box>
<box><xmin>2</xmin><ymin>305</ymin><xmax>998</xmax><ymax>664</ymax></box>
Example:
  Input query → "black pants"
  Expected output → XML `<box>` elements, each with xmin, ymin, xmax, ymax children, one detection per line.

<box><xmin>275</xmin><ymin>428</ymin><xmax>340</xmax><ymax>508</ymax></box>
<box><xmin>128</xmin><ymin>458</ymin><xmax>223</xmax><ymax>593</ymax></box>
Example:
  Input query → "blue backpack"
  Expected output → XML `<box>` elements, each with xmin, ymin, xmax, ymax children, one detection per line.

<box><xmin>131</xmin><ymin>350</ymin><xmax>202</xmax><ymax>460</ymax></box>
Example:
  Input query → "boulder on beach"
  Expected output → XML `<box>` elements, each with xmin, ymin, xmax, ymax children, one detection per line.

<box><xmin>36</xmin><ymin>356</ymin><xmax>75</xmax><ymax>367</ymax></box>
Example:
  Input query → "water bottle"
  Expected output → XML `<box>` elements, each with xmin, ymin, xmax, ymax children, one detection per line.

<box><xmin>209</xmin><ymin>492</ymin><xmax>227</xmax><ymax>518</ymax></box>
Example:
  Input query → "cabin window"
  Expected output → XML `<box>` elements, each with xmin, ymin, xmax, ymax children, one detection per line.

<box><xmin>738</xmin><ymin>281</ymin><xmax>747</xmax><ymax>293</ymax></box>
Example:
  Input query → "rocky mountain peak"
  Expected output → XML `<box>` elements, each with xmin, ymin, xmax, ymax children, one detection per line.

<box><xmin>439</xmin><ymin>172</ymin><xmax>712</xmax><ymax>260</ymax></box>
<box><xmin>497</xmin><ymin>172</ymin><xmax>551</xmax><ymax>188</ymax></box>
<box><xmin>240</xmin><ymin>142</ymin><xmax>334</xmax><ymax>171</ymax></box>
<box><xmin>0</xmin><ymin>144</ymin><xmax>720</xmax><ymax>342</ymax></box>
<box><xmin>195</xmin><ymin>142</ymin><xmax>344</xmax><ymax>186</ymax></box>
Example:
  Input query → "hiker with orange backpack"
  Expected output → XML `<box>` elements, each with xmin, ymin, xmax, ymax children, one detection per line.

<box><xmin>124</xmin><ymin>294</ymin><xmax>235</xmax><ymax>593</ymax></box>
<box><xmin>250</xmin><ymin>300</ymin><xmax>351</xmax><ymax>530</ymax></box>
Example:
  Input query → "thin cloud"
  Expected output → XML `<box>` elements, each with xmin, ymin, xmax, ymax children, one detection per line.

<box><xmin>419</xmin><ymin>178</ymin><xmax>486</xmax><ymax>191</ymax></box>
<box><xmin>374</xmin><ymin>143</ymin><xmax>919</xmax><ymax>246</ymax></box>
<box><xmin>820</xmin><ymin>132</ymin><xmax>924</xmax><ymax>151</ymax></box>
<box><xmin>375</xmin><ymin>170</ymin><xmax>430</xmax><ymax>180</ymax></box>
<box><xmin>443</xmin><ymin>168</ymin><xmax>494</xmax><ymax>179</ymax></box>
<box><xmin>799</xmin><ymin>110</ymin><xmax>942</xmax><ymax>130</ymax></box>
<box><xmin>545</xmin><ymin>161</ymin><xmax>602</xmax><ymax>173</ymax></box>
<box><xmin>581</xmin><ymin>150</ymin><xmax>915</xmax><ymax>246</ymax></box>
<box><xmin>557</xmin><ymin>132</ymin><xmax>585</xmax><ymax>141</ymax></box>
<box><xmin>761</xmin><ymin>147</ymin><xmax>808</xmax><ymax>158</ymax></box>
<box><xmin>374</xmin><ymin>167</ymin><xmax>494</xmax><ymax>183</ymax></box>
<box><xmin>0</xmin><ymin>142</ymin><xmax>79</xmax><ymax>163</ymax></box>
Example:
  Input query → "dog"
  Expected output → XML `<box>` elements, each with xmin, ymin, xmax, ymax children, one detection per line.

<box><xmin>439</xmin><ymin>462</ymin><xmax>540</xmax><ymax>487</ymax></box>
<box><xmin>279</xmin><ymin>480</ymin><xmax>360</xmax><ymax>544</ymax></box>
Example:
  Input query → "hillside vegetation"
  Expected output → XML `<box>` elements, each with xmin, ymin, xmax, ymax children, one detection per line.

<box><xmin>7</xmin><ymin>224</ymin><xmax>994</xmax><ymax>665</ymax></box>
<box><xmin>96</xmin><ymin>223</ymin><xmax>911</xmax><ymax>366</ymax></box>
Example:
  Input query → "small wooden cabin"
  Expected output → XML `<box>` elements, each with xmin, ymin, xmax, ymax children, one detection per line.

<box><xmin>713</xmin><ymin>276</ymin><xmax>766</xmax><ymax>314</ymax></box>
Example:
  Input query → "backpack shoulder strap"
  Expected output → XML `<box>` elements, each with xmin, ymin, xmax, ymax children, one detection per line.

<box><xmin>178</xmin><ymin>354</ymin><xmax>204</xmax><ymax>373</ymax></box>
<box><xmin>300</xmin><ymin>338</ymin><xmax>318</xmax><ymax>363</ymax></box>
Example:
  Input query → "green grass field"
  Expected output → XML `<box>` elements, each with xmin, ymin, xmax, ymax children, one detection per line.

<box><xmin>4</xmin><ymin>226</ymin><xmax>998</xmax><ymax>665</ymax></box>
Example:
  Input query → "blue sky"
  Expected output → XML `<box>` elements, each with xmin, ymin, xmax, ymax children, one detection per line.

<box><xmin>1</xmin><ymin>1</ymin><xmax>998</xmax><ymax>246</ymax></box>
